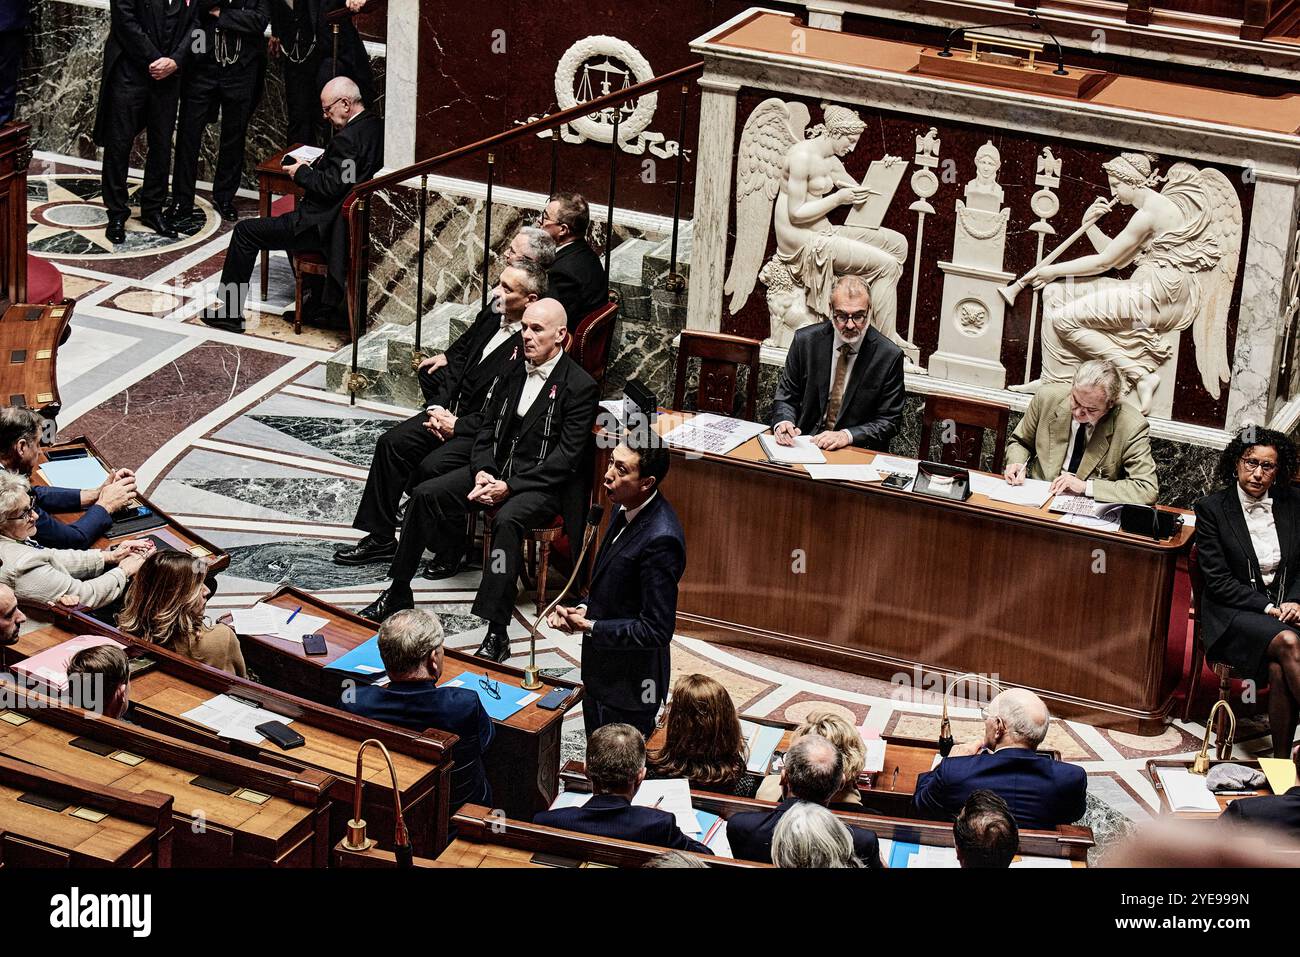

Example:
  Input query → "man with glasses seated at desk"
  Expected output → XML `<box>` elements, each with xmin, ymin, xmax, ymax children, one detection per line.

<box><xmin>771</xmin><ymin>274</ymin><xmax>904</xmax><ymax>452</ymax></box>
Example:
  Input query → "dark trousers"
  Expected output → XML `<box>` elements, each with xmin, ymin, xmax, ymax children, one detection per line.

<box><xmin>583</xmin><ymin>697</ymin><xmax>659</xmax><ymax>742</ymax></box>
<box><xmin>0</xmin><ymin>29</ymin><xmax>20</xmax><ymax>125</ymax></box>
<box><xmin>215</xmin><ymin>211</ymin><xmax>322</xmax><ymax>318</ymax></box>
<box><xmin>284</xmin><ymin>56</ymin><xmax>325</xmax><ymax>147</ymax></box>
<box><xmin>171</xmin><ymin>63</ymin><xmax>260</xmax><ymax>209</ymax></box>
<box><xmin>99</xmin><ymin>63</ymin><xmax>181</xmax><ymax>219</ymax></box>
<box><xmin>352</xmin><ymin>411</ymin><xmax>471</xmax><ymax>540</ymax></box>
<box><xmin>388</xmin><ymin>465</ymin><xmax>560</xmax><ymax>627</ymax></box>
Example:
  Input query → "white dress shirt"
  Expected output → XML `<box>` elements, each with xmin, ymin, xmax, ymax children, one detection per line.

<box><xmin>1063</xmin><ymin>419</ymin><xmax>1097</xmax><ymax>498</ymax></box>
<box><xmin>609</xmin><ymin>491</ymin><xmax>658</xmax><ymax>547</ymax></box>
<box><xmin>1238</xmin><ymin>483</ymin><xmax>1282</xmax><ymax>589</ymax></box>
<box><xmin>517</xmin><ymin>350</ymin><xmax>563</xmax><ymax>416</ymax></box>
<box><xmin>479</xmin><ymin>318</ymin><xmax>522</xmax><ymax>365</ymax></box>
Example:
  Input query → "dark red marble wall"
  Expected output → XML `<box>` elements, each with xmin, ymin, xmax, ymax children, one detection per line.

<box><xmin>720</xmin><ymin>88</ymin><xmax>1253</xmax><ymax>428</ymax></box>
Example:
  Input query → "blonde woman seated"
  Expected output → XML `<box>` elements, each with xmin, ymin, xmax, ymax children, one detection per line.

<box><xmin>758</xmin><ymin>710</ymin><xmax>865</xmax><ymax>810</ymax></box>
<box><xmin>118</xmin><ymin>551</ymin><xmax>246</xmax><ymax>677</ymax></box>
<box><xmin>646</xmin><ymin>674</ymin><xmax>761</xmax><ymax>797</ymax></box>
<box><xmin>0</xmin><ymin>472</ymin><xmax>152</xmax><ymax>611</ymax></box>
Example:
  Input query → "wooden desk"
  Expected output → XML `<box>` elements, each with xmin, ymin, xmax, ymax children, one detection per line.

<box><xmin>256</xmin><ymin>146</ymin><xmax>306</xmax><ymax>300</ymax></box>
<box><xmin>0</xmin><ymin>753</ymin><xmax>172</xmax><ymax>867</ymax></box>
<box><xmin>613</xmin><ymin>411</ymin><xmax>1192</xmax><ymax>733</ymax></box>
<box><xmin>5</xmin><ymin>606</ymin><xmax>457</xmax><ymax>858</ymax></box>
<box><xmin>33</xmin><ymin>437</ymin><xmax>228</xmax><ymax>574</ymax></box>
<box><xmin>0</xmin><ymin>687</ymin><xmax>335</xmax><ymax>866</ymax></box>
<box><xmin>235</xmin><ymin>585</ymin><xmax>582</xmax><ymax>819</ymax></box>
<box><xmin>1145</xmin><ymin>758</ymin><xmax>1271</xmax><ymax>818</ymax></box>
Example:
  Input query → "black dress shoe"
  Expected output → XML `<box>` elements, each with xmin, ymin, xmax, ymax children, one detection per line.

<box><xmin>359</xmin><ymin>587</ymin><xmax>413</xmax><ymax>624</ymax></box>
<box><xmin>420</xmin><ymin>557</ymin><xmax>462</xmax><ymax>580</ymax></box>
<box><xmin>218</xmin><ymin>202</ymin><xmax>239</xmax><ymax>223</ymax></box>
<box><xmin>199</xmin><ymin>310</ymin><xmax>245</xmax><ymax>333</ymax></box>
<box><xmin>474</xmin><ymin>628</ymin><xmax>511</xmax><ymax>663</ymax></box>
<box><xmin>334</xmin><ymin>534</ymin><xmax>397</xmax><ymax>566</ymax></box>
<box><xmin>139</xmin><ymin>210</ymin><xmax>178</xmax><ymax>238</ymax></box>
<box><xmin>165</xmin><ymin>205</ymin><xmax>199</xmax><ymax>231</ymax></box>
<box><xmin>105</xmin><ymin>218</ymin><xmax>126</xmax><ymax>244</ymax></box>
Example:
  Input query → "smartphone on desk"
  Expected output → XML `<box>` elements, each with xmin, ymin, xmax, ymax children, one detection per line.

<box><xmin>46</xmin><ymin>447</ymin><xmax>89</xmax><ymax>462</ymax></box>
<box><xmin>302</xmin><ymin>634</ymin><xmax>328</xmax><ymax>656</ymax></box>
<box><xmin>881</xmin><ymin>473</ymin><xmax>912</xmax><ymax>491</ymax></box>
<box><xmin>111</xmin><ymin>505</ymin><xmax>154</xmax><ymax>522</ymax></box>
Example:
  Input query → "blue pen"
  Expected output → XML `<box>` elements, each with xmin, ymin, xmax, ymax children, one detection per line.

<box><xmin>286</xmin><ymin>605</ymin><xmax>303</xmax><ymax>624</ymax></box>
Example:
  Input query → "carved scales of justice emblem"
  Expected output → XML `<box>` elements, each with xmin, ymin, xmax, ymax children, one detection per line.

<box><xmin>517</xmin><ymin>36</ymin><xmax>687</xmax><ymax>159</ymax></box>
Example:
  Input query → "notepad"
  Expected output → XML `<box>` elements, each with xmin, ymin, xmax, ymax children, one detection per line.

<box><xmin>440</xmin><ymin>672</ymin><xmax>540</xmax><ymax>721</ymax></box>
<box><xmin>1156</xmin><ymin>767</ymin><xmax>1222</xmax><ymax>812</ymax></box>
<box><xmin>758</xmin><ymin>433</ymin><xmax>826</xmax><ymax>465</ymax></box>
<box><xmin>37</xmin><ymin>456</ymin><xmax>109</xmax><ymax>490</ymax></box>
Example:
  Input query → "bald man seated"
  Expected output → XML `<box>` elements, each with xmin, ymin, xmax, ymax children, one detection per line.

<box><xmin>913</xmin><ymin>689</ymin><xmax>1087</xmax><ymax>830</ymax></box>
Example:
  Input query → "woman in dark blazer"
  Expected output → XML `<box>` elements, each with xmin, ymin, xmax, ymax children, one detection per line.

<box><xmin>1194</xmin><ymin>428</ymin><xmax>1300</xmax><ymax>757</ymax></box>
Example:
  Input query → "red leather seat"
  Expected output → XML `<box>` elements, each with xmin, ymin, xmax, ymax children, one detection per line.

<box><xmin>26</xmin><ymin>255</ymin><xmax>63</xmax><ymax>305</ymax></box>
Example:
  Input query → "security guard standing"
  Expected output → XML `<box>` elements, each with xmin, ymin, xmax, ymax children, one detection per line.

<box><xmin>167</xmin><ymin>0</ymin><xmax>271</xmax><ymax>228</ymax></box>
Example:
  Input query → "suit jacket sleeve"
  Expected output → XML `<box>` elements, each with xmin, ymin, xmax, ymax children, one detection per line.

<box><xmin>470</xmin><ymin>396</ymin><xmax>503</xmax><ymax>476</ymax></box>
<box><xmin>665</xmin><ymin>821</ymin><xmax>714</xmax><ymax>856</ymax></box>
<box><xmin>436</xmin><ymin>308</ymin><xmax>494</xmax><ymax>412</ymax></box>
<box><xmin>476</xmin><ymin>695</ymin><xmax>495</xmax><ymax>753</ymax></box>
<box><xmin>1005</xmin><ymin>393</ymin><xmax>1041</xmax><ymax>469</ymax></box>
<box><xmin>846</xmin><ymin>349</ymin><xmax>903</xmax><ymax>449</ymax></box>
<box><xmin>35</xmin><ymin>505</ymin><xmax>112</xmax><ymax>549</ymax></box>
<box><xmin>216</xmin><ymin>0</ymin><xmax>271</xmax><ymax>37</ymax></box>
<box><xmin>268</xmin><ymin>0</ymin><xmax>290</xmax><ymax>37</ymax></box>
<box><xmin>33</xmin><ymin>485</ymin><xmax>82</xmax><ymax>513</ymax></box>
<box><xmin>588</xmin><ymin>535</ymin><xmax>685</xmax><ymax>650</ymax></box>
<box><xmin>501</xmin><ymin>376</ymin><xmax>598</xmax><ymax>497</ymax></box>
<box><xmin>547</xmin><ymin>265</ymin><xmax>582</xmax><ymax>328</ymax></box>
<box><xmin>1194</xmin><ymin>497</ymin><xmax>1271</xmax><ymax>615</ymax></box>
<box><xmin>912</xmin><ymin>762</ymin><xmax>954</xmax><ymax>818</ymax></box>
<box><xmin>771</xmin><ymin>340</ymin><xmax>806</xmax><ymax>429</ymax></box>
<box><xmin>293</xmin><ymin>133</ymin><xmax>361</xmax><ymax>207</ymax></box>
<box><xmin>166</xmin><ymin>3</ymin><xmax>202</xmax><ymax>66</ymax></box>
<box><xmin>111</xmin><ymin>0</ymin><xmax>166</xmax><ymax>67</ymax></box>
<box><xmin>1091</xmin><ymin>417</ymin><xmax>1158</xmax><ymax>505</ymax></box>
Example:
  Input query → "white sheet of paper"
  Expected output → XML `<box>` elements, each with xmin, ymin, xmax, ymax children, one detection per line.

<box><xmin>803</xmin><ymin>464</ymin><xmax>882</xmax><ymax>483</ymax></box>
<box><xmin>1060</xmin><ymin>512</ymin><xmax>1122</xmax><ymax>531</ymax></box>
<box><xmin>548</xmin><ymin>790</ymin><xmax>591</xmax><ymax>810</ymax></box>
<box><xmin>862</xmin><ymin>738</ymin><xmax>887</xmax><ymax>774</ymax></box>
<box><xmin>181</xmin><ymin>694</ymin><xmax>294</xmax><ymax>745</ymax></box>
<box><xmin>663</xmin><ymin>414</ymin><xmax>768</xmax><ymax>456</ymax></box>
<box><xmin>868</xmin><ymin>454</ymin><xmax>919</xmax><ymax>477</ymax></box>
<box><xmin>968</xmin><ymin>472</ymin><xmax>1053</xmax><ymax>507</ymax></box>
<box><xmin>915</xmin><ymin>843</ymin><xmax>961</xmax><ymax>868</ymax></box>
<box><xmin>1156</xmin><ymin>767</ymin><xmax>1222</xmax><ymax>812</ymax></box>
<box><xmin>632</xmin><ymin>778</ymin><xmax>698</xmax><ymax>833</ymax></box>
<box><xmin>229</xmin><ymin>604</ymin><xmax>328</xmax><ymax>642</ymax></box>
<box><xmin>758</xmin><ymin>433</ymin><xmax>826</xmax><ymax>464</ymax></box>
<box><xmin>287</xmin><ymin>145</ymin><xmax>325</xmax><ymax>164</ymax></box>
<box><xmin>1010</xmin><ymin>856</ymin><xmax>1074</xmax><ymax>868</ymax></box>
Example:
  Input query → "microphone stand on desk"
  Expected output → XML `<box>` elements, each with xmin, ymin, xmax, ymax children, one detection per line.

<box><xmin>342</xmin><ymin>739</ymin><xmax>413</xmax><ymax>867</ymax></box>
<box><xmin>522</xmin><ymin>505</ymin><xmax>605</xmax><ymax>691</ymax></box>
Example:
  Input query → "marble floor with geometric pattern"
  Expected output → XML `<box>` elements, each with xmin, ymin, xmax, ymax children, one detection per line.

<box><xmin>37</xmin><ymin>151</ymin><xmax>1276</xmax><ymax>866</ymax></box>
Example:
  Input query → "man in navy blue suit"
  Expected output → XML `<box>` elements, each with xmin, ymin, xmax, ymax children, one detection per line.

<box><xmin>0</xmin><ymin>407</ymin><xmax>137</xmax><ymax>549</ymax></box>
<box><xmin>533</xmin><ymin>723</ymin><xmax>711</xmax><ymax>855</ymax></box>
<box><xmin>548</xmin><ymin>439</ymin><xmax>685</xmax><ymax>740</ymax></box>
<box><xmin>341</xmin><ymin>608</ymin><xmax>494</xmax><ymax>812</ymax></box>
<box><xmin>1220</xmin><ymin>744</ymin><xmax>1300</xmax><ymax>837</ymax></box>
<box><xmin>727</xmin><ymin>734</ymin><xmax>882</xmax><ymax>866</ymax></box>
<box><xmin>914</xmin><ymin>688</ymin><xmax>1087</xmax><ymax>830</ymax></box>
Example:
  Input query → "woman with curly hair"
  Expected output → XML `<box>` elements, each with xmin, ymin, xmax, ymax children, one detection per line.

<box><xmin>118</xmin><ymin>551</ymin><xmax>247</xmax><ymax>677</ymax></box>
<box><xmin>646</xmin><ymin>674</ymin><xmax>758</xmax><ymax>796</ymax></box>
<box><xmin>1194</xmin><ymin>427</ymin><xmax>1300</xmax><ymax>757</ymax></box>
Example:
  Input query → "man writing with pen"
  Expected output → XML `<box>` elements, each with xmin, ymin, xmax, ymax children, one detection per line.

<box><xmin>0</xmin><ymin>407</ymin><xmax>138</xmax><ymax>549</ymax></box>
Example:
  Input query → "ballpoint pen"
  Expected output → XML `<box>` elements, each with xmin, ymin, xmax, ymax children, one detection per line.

<box><xmin>891</xmin><ymin>766</ymin><xmax>899</xmax><ymax>789</ymax></box>
<box><xmin>286</xmin><ymin>605</ymin><xmax>302</xmax><ymax>624</ymax></box>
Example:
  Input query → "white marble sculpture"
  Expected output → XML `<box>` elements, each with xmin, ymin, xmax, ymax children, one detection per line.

<box><xmin>1021</xmin><ymin>147</ymin><xmax>1064</xmax><ymax>382</ymax></box>
<box><xmin>1014</xmin><ymin>151</ymin><xmax>1242</xmax><ymax>415</ymax></box>
<box><xmin>723</xmin><ymin>99</ymin><xmax>911</xmax><ymax>352</ymax></box>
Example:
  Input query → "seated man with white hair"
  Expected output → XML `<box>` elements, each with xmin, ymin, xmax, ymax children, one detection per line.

<box><xmin>914</xmin><ymin>688</ymin><xmax>1087</xmax><ymax>829</ymax></box>
<box><xmin>771</xmin><ymin>801</ymin><xmax>864</xmax><ymax>869</ymax></box>
<box><xmin>1003</xmin><ymin>358</ymin><xmax>1158</xmax><ymax>504</ymax></box>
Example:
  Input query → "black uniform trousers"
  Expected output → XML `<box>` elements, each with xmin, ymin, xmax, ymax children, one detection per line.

<box><xmin>583</xmin><ymin>698</ymin><xmax>659</xmax><ymax>742</ymax></box>
<box><xmin>99</xmin><ymin>63</ymin><xmax>182</xmax><ymax>220</ymax></box>
<box><xmin>0</xmin><ymin>29</ymin><xmax>21</xmax><ymax>125</ymax></box>
<box><xmin>387</xmin><ymin>465</ymin><xmax>561</xmax><ymax>627</ymax></box>
<box><xmin>284</xmin><ymin>54</ymin><xmax>325</xmax><ymax>146</ymax></box>
<box><xmin>171</xmin><ymin>62</ymin><xmax>260</xmax><ymax>210</ymax></box>
<box><xmin>214</xmin><ymin>211</ymin><xmax>323</xmax><ymax>317</ymax></box>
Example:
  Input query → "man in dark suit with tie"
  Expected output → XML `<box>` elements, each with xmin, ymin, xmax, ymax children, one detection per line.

<box><xmin>533</xmin><ymin>723</ymin><xmax>712</xmax><ymax>855</ymax></box>
<box><xmin>334</xmin><ymin>257</ymin><xmax>546</xmax><ymax>569</ymax></box>
<box><xmin>727</xmin><ymin>735</ymin><xmax>882</xmax><ymax>866</ymax></box>
<box><xmin>913</xmin><ymin>688</ymin><xmax>1087</xmax><ymax>830</ymax></box>
<box><xmin>771</xmin><ymin>275</ymin><xmax>904</xmax><ymax>452</ymax></box>
<box><xmin>0</xmin><ymin>0</ymin><xmax>27</xmax><ymax>124</ymax></box>
<box><xmin>538</xmin><ymin>192</ymin><xmax>607</xmax><ymax>333</ymax></box>
<box><xmin>548</xmin><ymin>439</ymin><xmax>684</xmax><ymax>739</ymax></box>
<box><xmin>95</xmin><ymin>0</ymin><xmax>202</xmax><ymax>244</ymax></box>
<box><xmin>166</xmin><ymin>0</ymin><xmax>271</xmax><ymax>227</ymax></box>
<box><xmin>1220</xmin><ymin>745</ymin><xmax>1300</xmax><ymax>836</ymax></box>
<box><xmin>340</xmin><ymin>608</ymin><xmax>494</xmax><ymax>812</ymax></box>
<box><xmin>361</xmin><ymin>298</ymin><xmax>599</xmax><ymax>665</ymax></box>
<box><xmin>200</xmin><ymin>75</ymin><xmax>383</xmax><ymax>332</ymax></box>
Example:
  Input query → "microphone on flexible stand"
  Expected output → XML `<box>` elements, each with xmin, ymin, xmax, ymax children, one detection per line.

<box><xmin>342</xmin><ymin>739</ymin><xmax>413</xmax><ymax>867</ymax></box>
<box><xmin>522</xmin><ymin>504</ymin><xmax>605</xmax><ymax>690</ymax></box>
<box><xmin>937</xmin><ymin>673</ymin><xmax>1005</xmax><ymax>758</ymax></box>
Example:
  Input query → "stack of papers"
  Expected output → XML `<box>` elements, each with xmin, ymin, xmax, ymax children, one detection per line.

<box><xmin>757</xmin><ymin>433</ymin><xmax>826</xmax><ymax>465</ymax></box>
<box><xmin>868</xmin><ymin>454</ymin><xmax>920</xmax><ymax>477</ymax></box>
<box><xmin>1155</xmin><ymin>767</ymin><xmax>1222</xmax><ymax>812</ymax></box>
<box><xmin>803</xmin><ymin>464</ymin><xmax>882</xmax><ymax>483</ymax></box>
<box><xmin>739</xmin><ymin>720</ymin><xmax>785</xmax><ymax>774</ymax></box>
<box><xmin>441</xmin><ymin>671</ymin><xmax>540</xmax><ymax>721</ymax></box>
<box><xmin>880</xmin><ymin>840</ymin><xmax>960</xmax><ymax>868</ymax></box>
<box><xmin>1049</xmin><ymin>495</ymin><xmax>1123</xmax><ymax>530</ymax></box>
<box><xmin>228</xmin><ymin>603</ymin><xmax>329</xmax><ymax>642</ymax></box>
<box><xmin>967</xmin><ymin>472</ymin><xmax>1054</xmax><ymax>507</ymax></box>
<box><xmin>629</xmin><ymin>778</ymin><xmax>697</xmax><ymax>833</ymax></box>
<box><xmin>37</xmin><ymin>456</ymin><xmax>109</xmax><ymax>489</ymax></box>
<box><xmin>661</xmin><ymin>413</ymin><xmax>768</xmax><ymax>455</ymax></box>
<box><xmin>286</xmin><ymin>144</ymin><xmax>325</xmax><ymax>164</ymax></box>
<box><xmin>181</xmin><ymin>694</ymin><xmax>295</xmax><ymax>745</ymax></box>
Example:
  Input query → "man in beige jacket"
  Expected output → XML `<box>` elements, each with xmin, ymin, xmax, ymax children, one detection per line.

<box><xmin>1003</xmin><ymin>359</ymin><xmax>1159</xmax><ymax>505</ymax></box>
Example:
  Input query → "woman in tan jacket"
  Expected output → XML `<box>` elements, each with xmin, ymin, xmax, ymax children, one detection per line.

<box><xmin>118</xmin><ymin>551</ymin><xmax>247</xmax><ymax>678</ymax></box>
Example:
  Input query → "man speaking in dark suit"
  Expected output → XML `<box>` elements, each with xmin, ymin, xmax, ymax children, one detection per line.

<box><xmin>200</xmin><ymin>75</ymin><xmax>382</xmax><ymax>332</ymax></box>
<box><xmin>771</xmin><ymin>274</ymin><xmax>904</xmax><ymax>452</ymax></box>
<box><xmin>361</xmin><ymin>298</ymin><xmax>599</xmax><ymax>665</ymax></box>
<box><xmin>548</xmin><ymin>439</ymin><xmax>685</xmax><ymax>740</ymax></box>
<box><xmin>334</xmin><ymin>255</ymin><xmax>547</xmax><ymax>569</ymax></box>
<box><xmin>538</xmin><ymin>191</ymin><xmax>607</xmax><ymax>333</ymax></box>
<box><xmin>95</xmin><ymin>0</ymin><xmax>202</xmax><ymax>244</ymax></box>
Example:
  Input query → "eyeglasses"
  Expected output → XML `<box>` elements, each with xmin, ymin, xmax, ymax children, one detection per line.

<box><xmin>320</xmin><ymin>96</ymin><xmax>348</xmax><ymax>117</ymax></box>
<box><xmin>478</xmin><ymin>675</ymin><xmax>500</xmax><ymax>700</ymax></box>
<box><xmin>2</xmin><ymin>496</ymin><xmax>36</xmax><ymax>523</ymax></box>
<box><xmin>831</xmin><ymin>310</ymin><xmax>870</xmax><ymax>327</ymax></box>
<box><xmin>1240</xmin><ymin>457</ymin><xmax>1278</xmax><ymax>475</ymax></box>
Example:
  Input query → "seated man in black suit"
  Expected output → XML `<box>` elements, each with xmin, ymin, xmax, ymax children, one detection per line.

<box><xmin>0</xmin><ymin>407</ymin><xmax>136</xmax><ymax>549</ymax></box>
<box><xmin>340</xmin><ymin>608</ymin><xmax>493</xmax><ymax>811</ymax></box>
<box><xmin>954</xmin><ymin>789</ymin><xmax>1019</xmax><ymax>868</ymax></box>
<box><xmin>771</xmin><ymin>274</ymin><xmax>904</xmax><ymax>452</ymax></box>
<box><xmin>334</xmin><ymin>256</ymin><xmax>548</xmax><ymax>569</ymax></box>
<box><xmin>361</xmin><ymin>298</ymin><xmax>599</xmax><ymax>665</ymax></box>
<box><xmin>548</xmin><ymin>439</ymin><xmax>685</xmax><ymax>740</ymax></box>
<box><xmin>200</xmin><ymin>76</ymin><xmax>384</xmax><ymax>333</ymax></box>
<box><xmin>1220</xmin><ymin>744</ymin><xmax>1300</xmax><ymax>837</ymax></box>
<box><xmin>728</xmin><ymin>734</ymin><xmax>882</xmax><ymax>866</ymax></box>
<box><xmin>914</xmin><ymin>688</ymin><xmax>1087</xmax><ymax>829</ymax></box>
<box><xmin>538</xmin><ymin>191</ymin><xmax>607</xmax><ymax>332</ymax></box>
<box><xmin>533</xmin><ymin>723</ymin><xmax>711</xmax><ymax>854</ymax></box>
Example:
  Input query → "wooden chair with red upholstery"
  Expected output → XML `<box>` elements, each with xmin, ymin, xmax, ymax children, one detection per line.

<box><xmin>918</xmin><ymin>394</ymin><xmax>1010</xmax><ymax>473</ymax></box>
<box><xmin>269</xmin><ymin>193</ymin><xmax>334</xmax><ymax>337</ymax></box>
<box><xmin>672</xmin><ymin>330</ymin><xmax>762</xmax><ymax>419</ymax></box>
<box><xmin>567</xmin><ymin>296</ymin><xmax>618</xmax><ymax>388</ymax></box>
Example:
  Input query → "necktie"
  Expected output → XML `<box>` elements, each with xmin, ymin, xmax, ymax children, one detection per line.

<box><xmin>597</xmin><ymin>511</ymin><xmax>627</xmax><ymax>567</ymax></box>
<box><xmin>825</xmin><ymin>343</ymin><xmax>853</xmax><ymax>429</ymax></box>
<box><xmin>1066</xmin><ymin>423</ymin><xmax>1088</xmax><ymax>475</ymax></box>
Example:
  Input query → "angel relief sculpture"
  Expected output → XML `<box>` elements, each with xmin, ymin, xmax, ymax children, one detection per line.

<box><xmin>1012</xmin><ymin>151</ymin><xmax>1242</xmax><ymax>414</ymax></box>
<box><xmin>723</xmin><ymin>100</ymin><xmax>911</xmax><ymax>353</ymax></box>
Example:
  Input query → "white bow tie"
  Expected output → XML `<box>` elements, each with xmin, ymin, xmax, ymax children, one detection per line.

<box><xmin>1245</xmin><ymin>498</ymin><xmax>1273</xmax><ymax>515</ymax></box>
<box><xmin>526</xmin><ymin>365</ymin><xmax>547</xmax><ymax>379</ymax></box>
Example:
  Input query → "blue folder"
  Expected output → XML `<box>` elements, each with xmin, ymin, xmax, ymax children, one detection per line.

<box><xmin>39</xmin><ymin>456</ymin><xmax>109</xmax><ymax>490</ymax></box>
<box><xmin>439</xmin><ymin>671</ymin><xmax>534</xmax><ymax>721</ymax></box>
<box><xmin>888</xmin><ymin>841</ymin><xmax>922</xmax><ymax>869</ymax></box>
<box><xmin>325</xmin><ymin>634</ymin><xmax>385</xmax><ymax>677</ymax></box>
